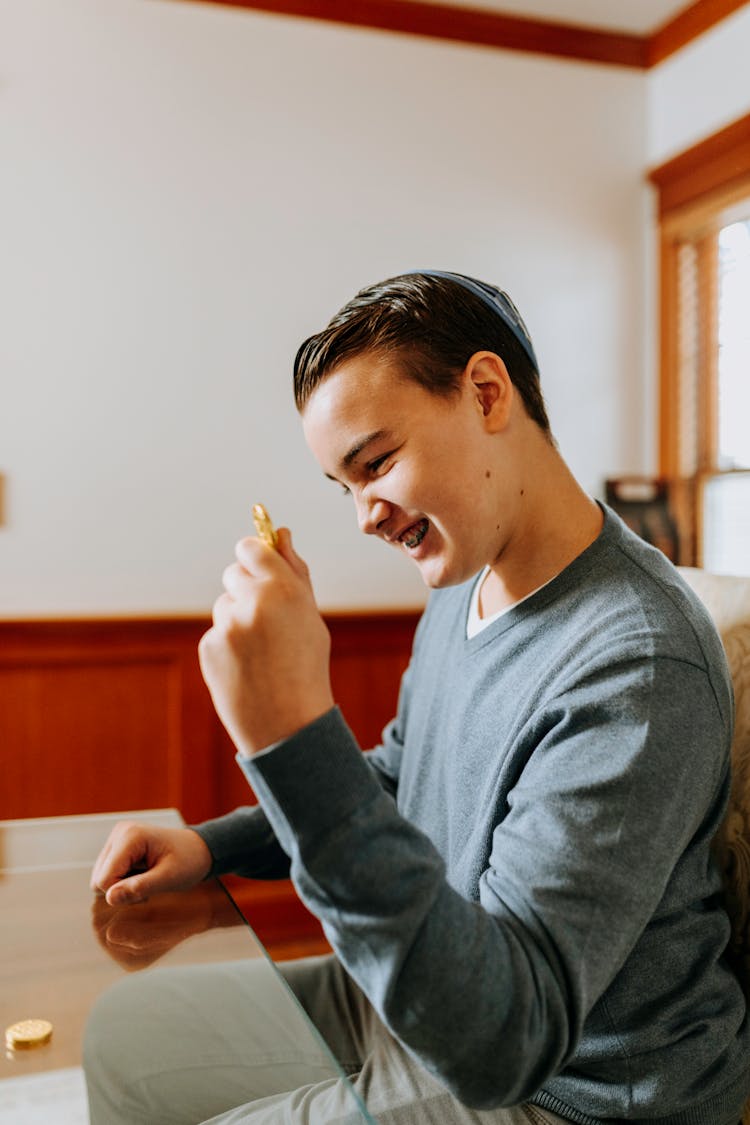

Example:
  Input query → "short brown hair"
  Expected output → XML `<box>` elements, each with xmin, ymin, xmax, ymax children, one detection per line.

<box><xmin>293</xmin><ymin>272</ymin><xmax>551</xmax><ymax>435</ymax></box>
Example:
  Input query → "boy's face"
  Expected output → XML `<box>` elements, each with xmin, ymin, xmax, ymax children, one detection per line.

<box><xmin>301</xmin><ymin>350</ymin><xmax>517</xmax><ymax>589</ymax></box>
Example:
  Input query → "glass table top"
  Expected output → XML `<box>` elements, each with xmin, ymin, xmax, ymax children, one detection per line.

<box><xmin>0</xmin><ymin>810</ymin><xmax>376</xmax><ymax>1123</ymax></box>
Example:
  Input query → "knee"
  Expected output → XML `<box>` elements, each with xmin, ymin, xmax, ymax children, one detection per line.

<box><xmin>83</xmin><ymin>973</ymin><xmax>159</xmax><ymax>1122</ymax></box>
<box><xmin>85</xmin><ymin>972</ymin><xmax>150</xmax><ymax>1066</ymax></box>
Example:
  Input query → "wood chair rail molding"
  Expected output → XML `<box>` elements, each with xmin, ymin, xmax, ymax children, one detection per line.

<box><xmin>169</xmin><ymin>0</ymin><xmax>749</xmax><ymax>69</ymax></box>
<box><xmin>0</xmin><ymin>609</ymin><xmax>422</xmax><ymax>823</ymax></box>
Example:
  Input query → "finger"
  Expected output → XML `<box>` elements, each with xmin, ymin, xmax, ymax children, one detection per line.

<box><xmin>222</xmin><ymin>561</ymin><xmax>256</xmax><ymax>601</ymax></box>
<box><xmin>90</xmin><ymin>839</ymin><xmax>113</xmax><ymax>891</ymax></box>
<box><xmin>91</xmin><ymin>829</ymin><xmax>145</xmax><ymax>893</ymax></box>
<box><xmin>275</xmin><ymin>528</ymin><xmax>311</xmax><ymax>581</ymax></box>
<box><xmin>105</xmin><ymin>872</ymin><xmax>153</xmax><ymax>907</ymax></box>
<box><xmin>210</xmin><ymin>592</ymin><xmax>236</xmax><ymax>630</ymax></box>
<box><xmin>235</xmin><ymin>535</ymin><xmax>287</xmax><ymax>576</ymax></box>
<box><xmin>92</xmin><ymin>822</ymin><xmax>175</xmax><ymax>894</ymax></box>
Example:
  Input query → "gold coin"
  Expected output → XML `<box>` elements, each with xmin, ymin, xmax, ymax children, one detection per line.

<box><xmin>252</xmin><ymin>503</ymin><xmax>278</xmax><ymax>550</ymax></box>
<box><xmin>5</xmin><ymin>1019</ymin><xmax>53</xmax><ymax>1050</ymax></box>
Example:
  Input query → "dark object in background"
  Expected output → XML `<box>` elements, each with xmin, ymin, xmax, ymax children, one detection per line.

<box><xmin>606</xmin><ymin>477</ymin><xmax>679</xmax><ymax>562</ymax></box>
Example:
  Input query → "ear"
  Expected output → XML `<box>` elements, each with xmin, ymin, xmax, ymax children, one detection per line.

<box><xmin>464</xmin><ymin>351</ymin><xmax>514</xmax><ymax>433</ymax></box>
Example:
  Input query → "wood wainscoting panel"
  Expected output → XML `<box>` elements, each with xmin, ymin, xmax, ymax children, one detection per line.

<box><xmin>0</xmin><ymin>610</ymin><xmax>422</xmax><ymax>824</ymax></box>
<box><xmin>0</xmin><ymin>658</ymin><xmax>175</xmax><ymax>818</ymax></box>
<box><xmin>328</xmin><ymin>610</ymin><xmax>419</xmax><ymax>748</ymax></box>
<box><xmin>0</xmin><ymin>620</ymin><xmax>221</xmax><ymax>823</ymax></box>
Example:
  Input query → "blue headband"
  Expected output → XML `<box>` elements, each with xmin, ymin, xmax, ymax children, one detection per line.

<box><xmin>408</xmin><ymin>269</ymin><xmax>539</xmax><ymax>374</ymax></box>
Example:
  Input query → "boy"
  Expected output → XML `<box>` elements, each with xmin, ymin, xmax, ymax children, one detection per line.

<box><xmin>88</xmin><ymin>271</ymin><xmax>750</xmax><ymax>1124</ymax></box>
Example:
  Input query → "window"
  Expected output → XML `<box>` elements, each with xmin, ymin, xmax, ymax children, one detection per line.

<box><xmin>718</xmin><ymin>218</ymin><xmax>750</xmax><ymax>469</ymax></box>
<box><xmin>649</xmin><ymin>113</ymin><xmax>750</xmax><ymax>571</ymax></box>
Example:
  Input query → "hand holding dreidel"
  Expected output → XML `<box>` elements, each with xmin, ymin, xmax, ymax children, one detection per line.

<box><xmin>198</xmin><ymin>503</ymin><xmax>335</xmax><ymax>757</ymax></box>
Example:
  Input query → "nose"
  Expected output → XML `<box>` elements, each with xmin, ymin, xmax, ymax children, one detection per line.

<box><xmin>355</xmin><ymin>490</ymin><xmax>389</xmax><ymax>536</ymax></box>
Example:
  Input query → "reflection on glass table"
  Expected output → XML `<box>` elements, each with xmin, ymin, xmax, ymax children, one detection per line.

<box><xmin>0</xmin><ymin>810</ymin><xmax>375</xmax><ymax>1124</ymax></box>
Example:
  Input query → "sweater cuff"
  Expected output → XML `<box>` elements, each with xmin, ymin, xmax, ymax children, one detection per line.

<box><xmin>191</xmin><ymin>806</ymin><xmax>260</xmax><ymax>875</ymax></box>
<box><xmin>236</xmin><ymin>706</ymin><xmax>383</xmax><ymax>859</ymax></box>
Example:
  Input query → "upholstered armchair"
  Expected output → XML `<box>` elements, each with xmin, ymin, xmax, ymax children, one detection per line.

<box><xmin>680</xmin><ymin>569</ymin><xmax>750</xmax><ymax>974</ymax></box>
<box><xmin>679</xmin><ymin>567</ymin><xmax>750</xmax><ymax>1122</ymax></box>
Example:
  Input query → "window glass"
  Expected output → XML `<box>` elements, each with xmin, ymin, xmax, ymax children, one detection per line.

<box><xmin>718</xmin><ymin>218</ymin><xmax>750</xmax><ymax>469</ymax></box>
<box><xmin>701</xmin><ymin>471</ymin><xmax>750</xmax><ymax>574</ymax></box>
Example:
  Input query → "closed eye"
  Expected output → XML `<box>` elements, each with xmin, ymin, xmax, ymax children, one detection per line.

<box><xmin>367</xmin><ymin>451</ymin><xmax>395</xmax><ymax>476</ymax></box>
<box><xmin>330</xmin><ymin>446</ymin><xmax>398</xmax><ymax>497</ymax></box>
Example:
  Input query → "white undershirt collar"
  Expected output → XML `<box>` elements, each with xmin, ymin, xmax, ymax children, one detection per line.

<box><xmin>466</xmin><ymin>567</ymin><xmax>553</xmax><ymax>639</ymax></box>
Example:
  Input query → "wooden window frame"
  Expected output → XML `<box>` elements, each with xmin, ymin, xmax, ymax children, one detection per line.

<box><xmin>648</xmin><ymin>113</ymin><xmax>750</xmax><ymax>564</ymax></box>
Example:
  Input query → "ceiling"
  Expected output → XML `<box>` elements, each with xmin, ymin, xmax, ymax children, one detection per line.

<box><xmin>410</xmin><ymin>1</ymin><xmax>693</xmax><ymax>35</ymax></box>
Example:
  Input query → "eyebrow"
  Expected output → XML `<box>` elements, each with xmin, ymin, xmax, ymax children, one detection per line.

<box><xmin>325</xmin><ymin>429</ymin><xmax>391</xmax><ymax>481</ymax></box>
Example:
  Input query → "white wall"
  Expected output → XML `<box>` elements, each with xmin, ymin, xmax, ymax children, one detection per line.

<box><xmin>648</xmin><ymin>4</ymin><xmax>750</xmax><ymax>167</ymax></box>
<box><xmin>1</xmin><ymin>0</ymin><xmax>649</xmax><ymax>614</ymax></box>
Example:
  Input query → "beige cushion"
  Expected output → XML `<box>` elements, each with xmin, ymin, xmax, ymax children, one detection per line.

<box><xmin>679</xmin><ymin>568</ymin><xmax>750</xmax><ymax>638</ymax></box>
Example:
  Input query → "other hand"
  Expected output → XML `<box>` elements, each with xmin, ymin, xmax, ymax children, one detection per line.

<box><xmin>90</xmin><ymin>822</ymin><xmax>213</xmax><ymax>906</ymax></box>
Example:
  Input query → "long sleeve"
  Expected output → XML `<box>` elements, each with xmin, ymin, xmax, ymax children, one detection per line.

<box><xmin>193</xmin><ymin>804</ymin><xmax>291</xmax><ymax>880</ymax></box>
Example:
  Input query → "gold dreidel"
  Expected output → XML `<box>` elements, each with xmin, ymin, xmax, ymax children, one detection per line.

<box><xmin>252</xmin><ymin>504</ymin><xmax>278</xmax><ymax>550</ymax></box>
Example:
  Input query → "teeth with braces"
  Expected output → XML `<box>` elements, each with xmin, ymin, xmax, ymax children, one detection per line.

<box><xmin>400</xmin><ymin>519</ymin><xmax>428</xmax><ymax>549</ymax></box>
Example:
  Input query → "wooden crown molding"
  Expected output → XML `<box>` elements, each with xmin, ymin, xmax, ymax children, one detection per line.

<box><xmin>648</xmin><ymin>111</ymin><xmax>750</xmax><ymax>217</ymax></box>
<box><xmin>648</xmin><ymin>0</ymin><xmax>749</xmax><ymax>66</ymax></box>
<box><xmin>172</xmin><ymin>0</ymin><xmax>646</xmax><ymax>66</ymax></box>
<box><xmin>170</xmin><ymin>0</ymin><xmax>749</xmax><ymax>69</ymax></box>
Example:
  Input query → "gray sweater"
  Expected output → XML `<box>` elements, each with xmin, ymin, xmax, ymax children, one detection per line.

<box><xmin>197</xmin><ymin>506</ymin><xmax>750</xmax><ymax>1124</ymax></box>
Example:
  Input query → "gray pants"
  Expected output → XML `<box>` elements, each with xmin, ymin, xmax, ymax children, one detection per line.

<box><xmin>83</xmin><ymin>953</ymin><xmax>570</xmax><ymax>1124</ymax></box>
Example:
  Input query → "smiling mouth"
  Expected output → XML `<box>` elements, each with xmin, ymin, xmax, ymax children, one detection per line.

<box><xmin>399</xmin><ymin>519</ymin><xmax>429</xmax><ymax>550</ymax></box>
